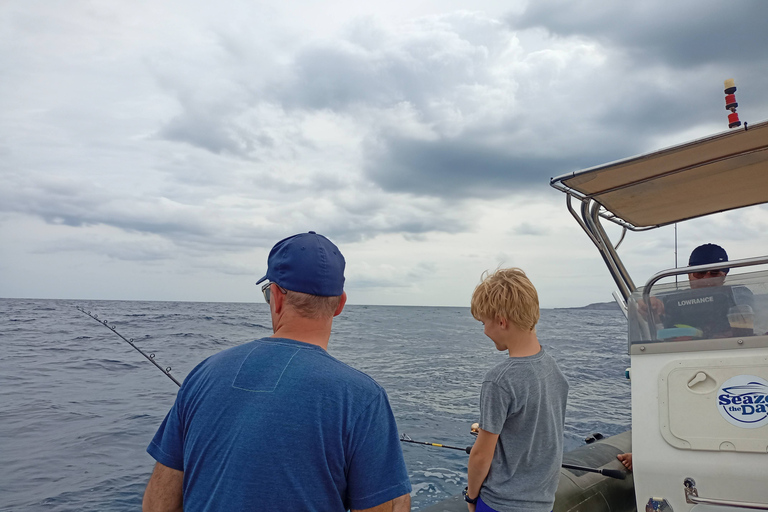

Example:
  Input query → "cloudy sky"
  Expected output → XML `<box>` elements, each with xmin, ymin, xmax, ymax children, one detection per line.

<box><xmin>2</xmin><ymin>0</ymin><xmax>767</xmax><ymax>308</ymax></box>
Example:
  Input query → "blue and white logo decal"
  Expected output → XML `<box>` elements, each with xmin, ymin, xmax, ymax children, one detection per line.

<box><xmin>717</xmin><ymin>375</ymin><xmax>768</xmax><ymax>429</ymax></box>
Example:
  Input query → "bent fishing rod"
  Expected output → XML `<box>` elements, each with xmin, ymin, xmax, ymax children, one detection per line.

<box><xmin>399</xmin><ymin>433</ymin><xmax>626</xmax><ymax>480</ymax></box>
<box><xmin>76</xmin><ymin>306</ymin><xmax>181</xmax><ymax>387</ymax></box>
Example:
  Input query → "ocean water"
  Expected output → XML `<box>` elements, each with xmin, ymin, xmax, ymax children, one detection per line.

<box><xmin>0</xmin><ymin>298</ymin><xmax>630</xmax><ymax>511</ymax></box>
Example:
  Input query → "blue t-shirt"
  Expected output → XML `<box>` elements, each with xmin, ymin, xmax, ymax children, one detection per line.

<box><xmin>148</xmin><ymin>337</ymin><xmax>411</xmax><ymax>511</ymax></box>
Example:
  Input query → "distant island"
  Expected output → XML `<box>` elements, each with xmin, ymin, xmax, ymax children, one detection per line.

<box><xmin>555</xmin><ymin>301</ymin><xmax>621</xmax><ymax>311</ymax></box>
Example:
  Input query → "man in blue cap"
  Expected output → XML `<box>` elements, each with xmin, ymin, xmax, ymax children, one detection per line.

<box><xmin>638</xmin><ymin>243</ymin><xmax>734</xmax><ymax>320</ymax></box>
<box><xmin>143</xmin><ymin>232</ymin><xmax>412</xmax><ymax>512</ymax></box>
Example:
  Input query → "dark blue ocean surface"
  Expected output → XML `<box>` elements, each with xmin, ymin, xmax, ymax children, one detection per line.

<box><xmin>0</xmin><ymin>299</ymin><xmax>629</xmax><ymax>511</ymax></box>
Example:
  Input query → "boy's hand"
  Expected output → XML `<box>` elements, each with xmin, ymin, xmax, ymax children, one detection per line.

<box><xmin>467</xmin><ymin>504</ymin><xmax>476</xmax><ymax>512</ymax></box>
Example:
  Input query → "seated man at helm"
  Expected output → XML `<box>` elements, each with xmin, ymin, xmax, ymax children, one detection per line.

<box><xmin>620</xmin><ymin>243</ymin><xmax>752</xmax><ymax>471</ymax></box>
<box><xmin>639</xmin><ymin>243</ymin><xmax>753</xmax><ymax>339</ymax></box>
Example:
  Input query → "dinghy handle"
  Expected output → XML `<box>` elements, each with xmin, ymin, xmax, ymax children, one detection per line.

<box><xmin>684</xmin><ymin>477</ymin><xmax>768</xmax><ymax>510</ymax></box>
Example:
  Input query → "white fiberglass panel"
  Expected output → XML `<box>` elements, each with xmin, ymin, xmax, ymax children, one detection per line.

<box><xmin>631</xmin><ymin>349</ymin><xmax>768</xmax><ymax>512</ymax></box>
<box><xmin>659</xmin><ymin>357</ymin><xmax>768</xmax><ymax>452</ymax></box>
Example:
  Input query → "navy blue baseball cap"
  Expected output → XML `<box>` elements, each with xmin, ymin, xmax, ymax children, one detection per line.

<box><xmin>689</xmin><ymin>243</ymin><xmax>729</xmax><ymax>268</ymax></box>
<box><xmin>256</xmin><ymin>231</ymin><xmax>345</xmax><ymax>296</ymax></box>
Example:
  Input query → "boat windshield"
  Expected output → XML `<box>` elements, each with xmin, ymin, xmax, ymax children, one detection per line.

<box><xmin>628</xmin><ymin>269</ymin><xmax>768</xmax><ymax>345</ymax></box>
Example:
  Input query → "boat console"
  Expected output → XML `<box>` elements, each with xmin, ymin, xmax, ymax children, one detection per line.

<box><xmin>627</xmin><ymin>269</ymin><xmax>768</xmax><ymax>347</ymax></box>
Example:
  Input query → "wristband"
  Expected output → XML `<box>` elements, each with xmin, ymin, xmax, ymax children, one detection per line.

<box><xmin>463</xmin><ymin>486</ymin><xmax>478</xmax><ymax>504</ymax></box>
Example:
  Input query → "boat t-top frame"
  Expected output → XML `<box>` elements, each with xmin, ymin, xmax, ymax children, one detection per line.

<box><xmin>550</xmin><ymin>120</ymin><xmax>768</xmax><ymax>304</ymax></box>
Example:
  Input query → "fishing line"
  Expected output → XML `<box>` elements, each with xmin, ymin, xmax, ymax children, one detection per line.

<box><xmin>399</xmin><ymin>433</ymin><xmax>626</xmax><ymax>480</ymax></box>
<box><xmin>76</xmin><ymin>306</ymin><xmax>181</xmax><ymax>387</ymax></box>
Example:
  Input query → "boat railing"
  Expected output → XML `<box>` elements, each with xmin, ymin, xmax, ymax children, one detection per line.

<box><xmin>684</xmin><ymin>477</ymin><xmax>768</xmax><ymax>510</ymax></box>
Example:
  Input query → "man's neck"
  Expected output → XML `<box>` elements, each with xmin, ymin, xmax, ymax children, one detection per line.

<box><xmin>271</xmin><ymin>315</ymin><xmax>333</xmax><ymax>350</ymax></box>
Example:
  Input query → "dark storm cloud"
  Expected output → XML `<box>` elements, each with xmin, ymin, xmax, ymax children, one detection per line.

<box><xmin>150</xmin><ymin>73</ymin><xmax>260</xmax><ymax>157</ymax></box>
<box><xmin>91</xmin><ymin>6</ymin><xmax>768</xmax><ymax>213</ymax></box>
<box><xmin>301</xmin><ymin>196</ymin><xmax>473</xmax><ymax>245</ymax></box>
<box><xmin>588</xmin><ymin>83</ymin><xmax>720</xmax><ymax>152</ymax></box>
<box><xmin>0</xmin><ymin>164</ymin><xmax>470</xmax><ymax>258</ymax></box>
<box><xmin>513</xmin><ymin>0</ymin><xmax>768</xmax><ymax>69</ymax></box>
<box><xmin>0</xmin><ymin>172</ymin><xmax>249</xmax><ymax>257</ymax></box>
<box><xmin>364</xmin><ymin>135</ymin><xmax>585</xmax><ymax>198</ymax></box>
<box><xmin>158</xmin><ymin>108</ymin><xmax>253</xmax><ymax>156</ymax></box>
<box><xmin>361</xmin><ymin>81</ymin><xmax>703</xmax><ymax>198</ymax></box>
<box><xmin>33</xmin><ymin>236</ymin><xmax>173</xmax><ymax>262</ymax></box>
<box><xmin>276</xmin><ymin>15</ymin><xmax>496</xmax><ymax>112</ymax></box>
<box><xmin>278</xmin><ymin>46</ymin><xmax>404</xmax><ymax>110</ymax></box>
<box><xmin>1</xmin><ymin>188</ymin><xmax>212</xmax><ymax>244</ymax></box>
<box><xmin>265</xmin><ymin>9</ymin><xmax>768</xmax><ymax>201</ymax></box>
<box><xmin>278</xmin><ymin>43</ymin><xmax>464</xmax><ymax>112</ymax></box>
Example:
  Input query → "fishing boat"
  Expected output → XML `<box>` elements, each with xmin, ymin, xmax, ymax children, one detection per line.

<box><xmin>424</xmin><ymin>117</ymin><xmax>768</xmax><ymax>511</ymax></box>
<box><xmin>549</xmin><ymin>119</ymin><xmax>768</xmax><ymax>512</ymax></box>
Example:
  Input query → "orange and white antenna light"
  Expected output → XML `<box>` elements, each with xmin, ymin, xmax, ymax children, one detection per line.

<box><xmin>724</xmin><ymin>78</ymin><xmax>742</xmax><ymax>128</ymax></box>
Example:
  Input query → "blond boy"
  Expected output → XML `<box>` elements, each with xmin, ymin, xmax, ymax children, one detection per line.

<box><xmin>464</xmin><ymin>268</ymin><xmax>569</xmax><ymax>512</ymax></box>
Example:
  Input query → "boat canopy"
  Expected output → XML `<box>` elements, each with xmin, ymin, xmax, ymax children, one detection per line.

<box><xmin>551</xmin><ymin>120</ymin><xmax>768</xmax><ymax>303</ymax></box>
<box><xmin>551</xmin><ymin>120</ymin><xmax>768</xmax><ymax>229</ymax></box>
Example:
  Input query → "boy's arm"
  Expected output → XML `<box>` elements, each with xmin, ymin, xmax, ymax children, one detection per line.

<box><xmin>467</xmin><ymin>428</ymin><xmax>499</xmax><ymax>500</ymax></box>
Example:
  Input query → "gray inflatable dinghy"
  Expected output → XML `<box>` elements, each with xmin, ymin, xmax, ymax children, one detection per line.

<box><xmin>419</xmin><ymin>430</ymin><xmax>635</xmax><ymax>512</ymax></box>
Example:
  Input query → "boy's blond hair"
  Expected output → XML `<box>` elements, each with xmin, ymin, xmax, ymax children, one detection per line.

<box><xmin>471</xmin><ymin>268</ymin><xmax>540</xmax><ymax>331</ymax></box>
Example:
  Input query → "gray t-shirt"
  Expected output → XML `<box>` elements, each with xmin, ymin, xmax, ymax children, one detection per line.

<box><xmin>478</xmin><ymin>348</ymin><xmax>569</xmax><ymax>512</ymax></box>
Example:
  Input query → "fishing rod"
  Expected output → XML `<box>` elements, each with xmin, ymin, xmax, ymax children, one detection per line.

<box><xmin>561</xmin><ymin>463</ymin><xmax>625</xmax><ymax>480</ymax></box>
<box><xmin>400</xmin><ymin>433</ymin><xmax>472</xmax><ymax>454</ymax></box>
<box><xmin>76</xmin><ymin>306</ymin><xmax>181</xmax><ymax>387</ymax></box>
<box><xmin>399</xmin><ymin>433</ymin><xmax>626</xmax><ymax>480</ymax></box>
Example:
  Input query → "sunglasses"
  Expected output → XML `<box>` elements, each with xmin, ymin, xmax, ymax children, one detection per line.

<box><xmin>261</xmin><ymin>282</ymin><xmax>287</xmax><ymax>304</ymax></box>
<box><xmin>692</xmin><ymin>269</ymin><xmax>729</xmax><ymax>278</ymax></box>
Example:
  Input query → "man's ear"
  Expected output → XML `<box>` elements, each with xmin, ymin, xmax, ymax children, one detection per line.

<box><xmin>498</xmin><ymin>317</ymin><xmax>508</xmax><ymax>329</ymax></box>
<box><xmin>272</xmin><ymin>283</ymin><xmax>285</xmax><ymax>315</ymax></box>
<box><xmin>333</xmin><ymin>292</ymin><xmax>347</xmax><ymax>317</ymax></box>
